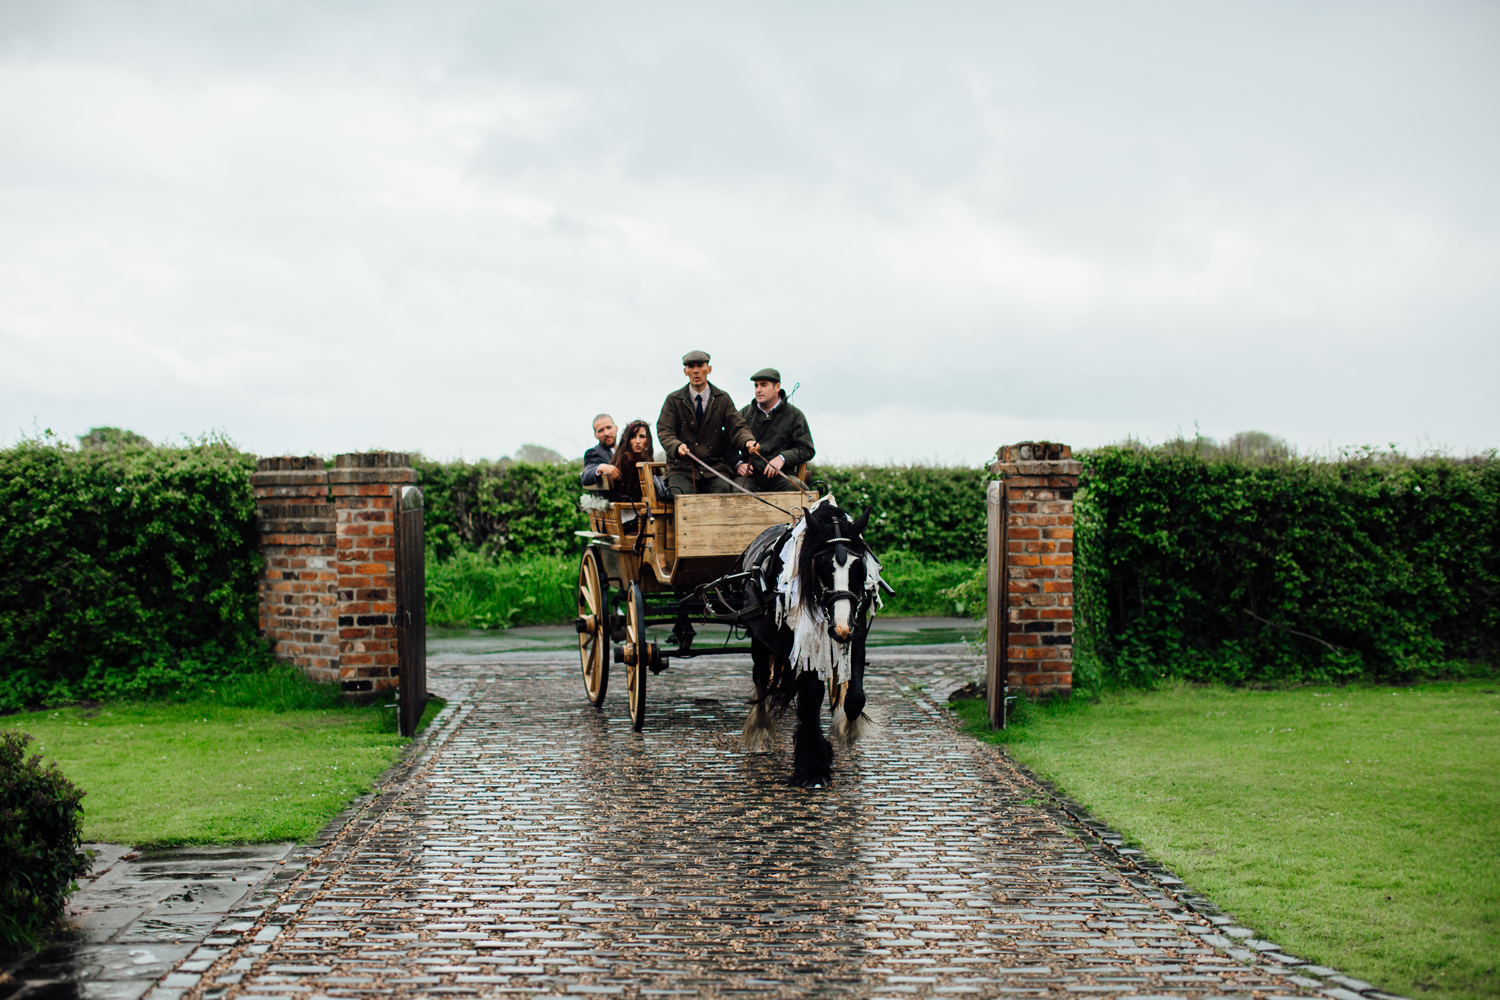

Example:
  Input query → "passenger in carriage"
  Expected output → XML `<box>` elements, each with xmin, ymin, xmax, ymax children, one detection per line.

<box><xmin>606</xmin><ymin>420</ymin><xmax>654</xmax><ymax>503</ymax></box>
<box><xmin>735</xmin><ymin>367</ymin><xmax>815</xmax><ymax>492</ymax></box>
<box><xmin>581</xmin><ymin>413</ymin><xmax>619</xmax><ymax>489</ymax></box>
<box><xmin>656</xmin><ymin>350</ymin><xmax>760</xmax><ymax>495</ymax></box>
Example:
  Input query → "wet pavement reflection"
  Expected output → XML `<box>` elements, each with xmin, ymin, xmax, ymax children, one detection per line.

<box><xmin>7</xmin><ymin>651</ymin><xmax>1336</xmax><ymax>1000</ymax></box>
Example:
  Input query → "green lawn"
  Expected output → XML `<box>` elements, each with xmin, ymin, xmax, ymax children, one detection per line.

<box><xmin>953</xmin><ymin>680</ymin><xmax>1499</xmax><ymax>1000</ymax></box>
<box><xmin>0</xmin><ymin>673</ymin><xmax>443</xmax><ymax>845</ymax></box>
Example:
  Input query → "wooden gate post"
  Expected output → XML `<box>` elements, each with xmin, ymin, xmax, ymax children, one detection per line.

<box><xmin>394</xmin><ymin>485</ymin><xmax>428</xmax><ymax>737</ymax></box>
<box><xmin>989</xmin><ymin>442</ymin><xmax>1081</xmax><ymax>700</ymax></box>
<box><xmin>985</xmin><ymin>480</ymin><xmax>1008</xmax><ymax>729</ymax></box>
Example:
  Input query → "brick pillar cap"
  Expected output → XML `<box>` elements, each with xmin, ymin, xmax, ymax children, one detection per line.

<box><xmin>335</xmin><ymin>452</ymin><xmax>412</xmax><ymax>470</ymax></box>
<box><xmin>989</xmin><ymin>441</ymin><xmax>1081</xmax><ymax>477</ymax></box>
<box><xmin>257</xmin><ymin>456</ymin><xmax>326</xmax><ymax>473</ymax></box>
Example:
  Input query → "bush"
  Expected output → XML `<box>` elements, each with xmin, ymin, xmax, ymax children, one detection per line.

<box><xmin>1076</xmin><ymin>446</ymin><xmax>1500</xmax><ymax>687</ymax></box>
<box><xmin>0</xmin><ymin>433</ymin><xmax>264</xmax><ymax>710</ymax></box>
<box><xmin>413</xmin><ymin>456</ymin><xmax>588</xmax><ymax>563</ymax></box>
<box><xmin>810</xmin><ymin>464</ymin><xmax>991</xmax><ymax>563</ymax></box>
<box><xmin>0</xmin><ymin>731</ymin><xmax>90</xmax><ymax>954</ymax></box>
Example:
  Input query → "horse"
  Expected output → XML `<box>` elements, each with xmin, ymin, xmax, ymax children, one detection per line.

<box><xmin>733</xmin><ymin>497</ymin><xmax>884</xmax><ymax>788</ymax></box>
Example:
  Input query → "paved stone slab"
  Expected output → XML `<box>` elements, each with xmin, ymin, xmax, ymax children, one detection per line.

<box><xmin>166</xmin><ymin>654</ymin><xmax>1332</xmax><ymax>1000</ymax></box>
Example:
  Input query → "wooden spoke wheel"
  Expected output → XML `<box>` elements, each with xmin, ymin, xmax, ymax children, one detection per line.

<box><xmin>625</xmin><ymin>581</ymin><xmax>649</xmax><ymax>731</ymax></box>
<box><xmin>576</xmin><ymin>548</ymin><xmax>610</xmax><ymax>706</ymax></box>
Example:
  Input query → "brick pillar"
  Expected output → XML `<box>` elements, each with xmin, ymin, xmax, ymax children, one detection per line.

<box><xmin>251</xmin><ymin>458</ymin><xmax>338</xmax><ymax>684</ymax></box>
<box><xmin>989</xmin><ymin>442</ymin><xmax>1081</xmax><ymax>698</ymax></box>
<box><xmin>331</xmin><ymin>453</ymin><xmax>417</xmax><ymax>696</ymax></box>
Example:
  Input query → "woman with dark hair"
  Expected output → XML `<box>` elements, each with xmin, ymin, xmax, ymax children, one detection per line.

<box><xmin>608</xmin><ymin>420</ymin><xmax>655</xmax><ymax>502</ymax></box>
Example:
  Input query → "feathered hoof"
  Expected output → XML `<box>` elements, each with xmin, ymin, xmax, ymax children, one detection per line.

<box><xmin>741</xmin><ymin>701</ymin><xmax>777</xmax><ymax>752</ymax></box>
<box><xmin>791</xmin><ymin>774</ymin><xmax>830</xmax><ymax>790</ymax></box>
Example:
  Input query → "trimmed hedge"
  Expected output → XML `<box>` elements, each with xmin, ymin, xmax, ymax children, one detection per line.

<box><xmin>1076</xmin><ymin>448</ymin><xmax>1500</xmax><ymax>686</ymax></box>
<box><xmin>413</xmin><ymin>457</ymin><xmax>588</xmax><ymax>563</ymax></box>
<box><xmin>0</xmin><ymin>731</ymin><xmax>89</xmax><ymax>953</ymax></box>
<box><xmin>411</xmin><ymin>459</ymin><xmax>993</xmax><ymax>565</ymax></box>
<box><xmin>809</xmin><ymin>464</ymin><xmax>990</xmax><ymax>563</ymax></box>
<box><xmin>0</xmin><ymin>436</ymin><xmax>266</xmax><ymax>710</ymax></box>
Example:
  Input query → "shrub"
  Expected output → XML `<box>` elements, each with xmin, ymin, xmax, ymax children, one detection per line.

<box><xmin>0</xmin><ymin>433</ymin><xmax>264</xmax><ymax>710</ymax></box>
<box><xmin>1076</xmin><ymin>446</ymin><xmax>1500</xmax><ymax>686</ymax></box>
<box><xmin>413</xmin><ymin>457</ymin><xmax>588</xmax><ymax>563</ymax></box>
<box><xmin>810</xmin><ymin>464</ymin><xmax>991</xmax><ymax>563</ymax></box>
<box><xmin>0</xmin><ymin>731</ymin><xmax>90</xmax><ymax>954</ymax></box>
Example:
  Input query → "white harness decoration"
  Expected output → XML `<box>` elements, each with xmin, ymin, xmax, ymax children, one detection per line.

<box><xmin>772</xmin><ymin>495</ymin><xmax>884</xmax><ymax>684</ymax></box>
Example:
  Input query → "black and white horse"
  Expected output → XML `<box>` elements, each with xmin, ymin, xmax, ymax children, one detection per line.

<box><xmin>735</xmin><ymin>498</ymin><xmax>883</xmax><ymax>787</ymax></box>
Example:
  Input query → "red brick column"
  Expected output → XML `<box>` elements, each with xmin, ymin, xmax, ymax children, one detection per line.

<box><xmin>331</xmin><ymin>453</ymin><xmax>417</xmax><ymax>696</ymax></box>
<box><xmin>251</xmin><ymin>458</ymin><xmax>338</xmax><ymax>684</ymax></box>
<box><xmin>989</xmin><ymin>442</ymin><xmax>1081</xmax><ymax>698</ymax></box>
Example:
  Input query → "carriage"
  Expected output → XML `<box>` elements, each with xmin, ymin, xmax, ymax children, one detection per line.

<box><xmin>574</xmin><ymin>461</ymin><xmax>818</xmax><ymax>730</ymax></box>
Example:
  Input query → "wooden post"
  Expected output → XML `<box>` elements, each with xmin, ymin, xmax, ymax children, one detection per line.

<box><xmin>986</xmin><ymin>480</ymin><xmax>1006</xmax><ymax>729</ymax></box>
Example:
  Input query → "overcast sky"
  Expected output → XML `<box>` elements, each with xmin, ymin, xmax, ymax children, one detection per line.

<box><xmin>2</xmin><ymin>1</ymin><xmax>1497</xmax><ymax>464</ymax></box>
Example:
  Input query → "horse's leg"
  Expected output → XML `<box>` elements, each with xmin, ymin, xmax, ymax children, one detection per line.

<box><xmin>742</xmin><ymin>636</ymin><xmax>777</xmax><ymax>751</ymax></box>
<box><xmin>791</xmin><ymin>670</ymin><xmax>833</xmax><ymax>788</ymax></box>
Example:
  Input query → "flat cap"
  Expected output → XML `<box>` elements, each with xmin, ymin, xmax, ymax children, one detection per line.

<box><xmin>682</xmin><ymin>350</ymin><xmax>711</xmax><ymax>365</ymax></box>
<box><xmin>750</xmin><ymin>367</ymin><xmax>781</xmax><ymax>383</ymax></box>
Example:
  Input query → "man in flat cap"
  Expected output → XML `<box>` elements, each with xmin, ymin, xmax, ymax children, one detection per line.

<box><xmin>656</xmin><ymin>351</ymin><xmax>759</xmax><ymax>495</ymax></box>
<box><xmin>735</xmin><ymin>368</ymin><xmax>815</xmax><ymax>492</ymax></box>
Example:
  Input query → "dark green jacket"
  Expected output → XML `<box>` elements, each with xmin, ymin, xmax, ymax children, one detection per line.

<box><xmin>738</xmin><ymin>395</ymin><xmax>815</xmax><ymax>471</ymax></box>
<box><xmin>656</xmin><ymin>382</ymin><xmax>754</xmax><ymax>476</ymax></box>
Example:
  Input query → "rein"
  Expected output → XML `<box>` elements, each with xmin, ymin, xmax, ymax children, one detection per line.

<box><xmin>683</xmin><ymin>450</ymin><xmax>808</xmax><ymax>514</ymax></box>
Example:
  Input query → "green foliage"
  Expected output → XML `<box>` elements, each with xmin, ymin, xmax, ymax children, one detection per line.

<box><xmin>413</xmin><ymin>456</ymin><xmax>588</xmax><ymax>562</ymax></box>
<box><xmin>0</xmin><ymin>731</ymin><xmax>90</xmax><ymax>954</ymax></box>
<box><xmin>1076</xmin><ymin>447</ymin><xmax>1500</xmax><ymax>687</ymax></box>
<box><xmin>0</xmin><ymin>434</ymin><xmax>266</xmax><ymax>710</ymax></box>
<box><xmin>876</xmin><ymin>551</ymin><xmax>980</xmax><ymax>617</ymax></box>
<box><xmin>426</xmin><ymin>551</ymin><xmax>577</xmax><ymax>629</ymax></box>
<box><xmin>808</xmin><ymin>464</ymin><xmax>993</xmax><ymax>562</ymax></box>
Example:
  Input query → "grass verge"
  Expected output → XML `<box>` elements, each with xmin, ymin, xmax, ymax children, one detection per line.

<box><xmin>0</xmin><ymin>667</ymin><xmax>445</xmax><ymax>846</ymax></box>
<box><xmin>426</xmin><ymin>548</ymin><xmax>980</xmax><ymax>628</ymax></box>
<box><xmin>950</xmin><ymin>679</ymin><xmax>1499</xmax><ymax>1000</ymax></box>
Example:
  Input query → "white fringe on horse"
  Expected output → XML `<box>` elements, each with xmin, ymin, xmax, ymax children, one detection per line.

<box><xmin>771</xmin><ymin>496</ymin><xmax>885</xmax><ymax>686</ymax></box>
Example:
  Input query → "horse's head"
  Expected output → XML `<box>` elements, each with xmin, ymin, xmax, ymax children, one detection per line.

<box><xmin>798</xmin><ymin>502</ymin><xmax>874</xmax><ymax>645</ymax></box>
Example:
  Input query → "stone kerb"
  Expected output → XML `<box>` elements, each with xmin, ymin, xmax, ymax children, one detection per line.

<box><xmin>331</xmin><ymin>453</ymin><xmax>417</xmax><ymax>696</ymax></box>
<box><xmin>989</xmin><ymin>441</ymin><xmax>1081</xmax><ymax>698</ymax></box>
<box><xmin>251</xmin><ymin>457</ymin><xmax>338</xmax><ymax>684</ymax></box>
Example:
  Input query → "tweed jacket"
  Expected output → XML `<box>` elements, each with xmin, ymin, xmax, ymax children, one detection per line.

<box><xmin>656</xmin><ymin>381</ymin><xmax>754</xmax><ymax>477</ymax></box>
<box><xmin>738</xmin><ymin>394</ymin><xmax>815</xmax><ymax>472</ymax></box>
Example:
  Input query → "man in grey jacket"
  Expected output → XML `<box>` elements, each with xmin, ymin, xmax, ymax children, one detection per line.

<box><xmin>735</xmin><ymin>368</ymin><xmax>815</xmax><ymax>492</ymax></box>
<box><xmin>581</xmin><ymin>413</ymin><xmax>618</xmax><ymax>488</ymax></box>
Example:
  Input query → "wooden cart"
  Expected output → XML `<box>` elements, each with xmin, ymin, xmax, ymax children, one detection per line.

<box><xmin>574</xmin><ymin>461</ymin><xmax>817</xmax><ymax>730</ymax></box>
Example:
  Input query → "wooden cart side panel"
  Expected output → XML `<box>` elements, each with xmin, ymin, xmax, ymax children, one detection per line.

<box><xmin>674</xmin><ymin>493</ymin><xmax>812</xmax><ymax>559</ymax></box>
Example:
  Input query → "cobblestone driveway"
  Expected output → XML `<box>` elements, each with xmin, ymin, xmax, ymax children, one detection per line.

<box><xmin>173</xmin><ymin>652</ymin><xmax>1330</xmax><ymax>1000</ymax></box>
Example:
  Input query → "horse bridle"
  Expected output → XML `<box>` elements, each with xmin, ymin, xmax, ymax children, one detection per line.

<box><xmin>812</xmin><ymin>519</ymin><xmax>872</xmax><ymax>639</ymax></box>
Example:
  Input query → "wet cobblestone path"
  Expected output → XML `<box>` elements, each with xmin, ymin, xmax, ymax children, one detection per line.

<box><xmin>177</xmin><ymin>654</ymin><xmax>1323</xmax><ymax>1000</ymax></box>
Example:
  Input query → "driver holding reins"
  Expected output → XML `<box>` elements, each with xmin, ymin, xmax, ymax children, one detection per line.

<box><xmin>656</xmin><ymin>350</ymin><xmax>760</xmax><ymax>495</ymax></box>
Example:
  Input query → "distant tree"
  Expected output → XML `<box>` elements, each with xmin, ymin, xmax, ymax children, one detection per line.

<box><xmin>513</xmin><ymin>444</ymin><xmax>566</xmax><ymax>465</ymax></box>
<box><xmin>1223</xmin><ymin>430</ymin><xmax>1291</xmax><ymax>461</ymax></box>
<box><xmin>78</xmin><ymin>427</ymin><xmax>152</xmax><ymax>449</ymax></box>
